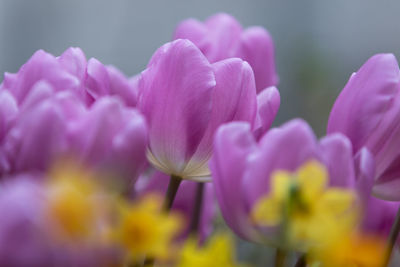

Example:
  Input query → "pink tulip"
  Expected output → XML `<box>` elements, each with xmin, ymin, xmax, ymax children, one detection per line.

<box><xmin>174</xmin><ymin>13</ymin><xmax>278</xmax><ymax>93</ymax></box>
<box><xmin>328</xmin><ymin>54</ymin><xmax>400</xmax><ymax>200</ymax></box>
<box><xmin>137</xmin><ymin>39</ymin><xmax>279</xmax><ymax>181</ymax></box>
<box><xmin>211</xmin><ymin>119</ymin><xmax>372</xmax><ymax>242</ymax></box>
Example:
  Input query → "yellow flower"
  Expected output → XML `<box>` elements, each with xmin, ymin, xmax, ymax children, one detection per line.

<box><xmin>176</xmin><ymin>233</ymin><xmax>248</xmax><ymax>267</ymax></box>
<box><xmin>45</xmin><ymin>161</ymin><xmax>103</xmax><ymax>243</ymax></box>
<box><xmin>112</xmin><ymin>194</ymin><xmax>182</xmax><ymax>262</ymax></box>
<box><xmin>251</xmin><ymin>160</ymin><xmax>359</xmax><ymax>248</ymax></box>
<box><xmin>309</xmin><ymin>233</ymin><xmax>387</xmax><ymax>267</ymax></box>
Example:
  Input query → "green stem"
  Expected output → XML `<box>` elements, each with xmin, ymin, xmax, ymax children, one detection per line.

<box><xmin>384</xmin><ymin>205</ymin><xmax>400</xmax><ymax>266</ymax></box>
<box><xmin>143</xmin><ymin>175</ymin><xmax>182</xmax><ymax>267</ymax></box>
<box><xmin>275</xmin><ymin>248</ymin><xmax>286</xmax><ymax>267</ymax></box>
<box><xmin>163</xmin><ymin>175</ymin><xmax>182</xmax><ymax>211</ymax></box>
<box><xmin>189</xmin><ymin>182</ymin><xmax>205</xmax><ymax>236</ymax></box>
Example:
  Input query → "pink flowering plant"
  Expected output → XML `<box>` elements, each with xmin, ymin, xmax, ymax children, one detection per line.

<box><xmin>0</xmin><ymin>12</ymin><xmax>399</xmax><ymax>267</ymax></box>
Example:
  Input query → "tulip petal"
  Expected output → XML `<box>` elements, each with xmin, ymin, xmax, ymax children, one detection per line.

<box><xmin>0</xmin><ymin>73</ymin><xmax>17</xmax><ymax>91</ymax></box>
<box><xmin>354</xmin><ymin>148</ymin><xmax>375</xmax><ymax>206</ymax></box>
<box><xmin>183</xmin><ymin>58</ymin><xmax>257</xmax><ymax>178</ymax></box>
<box><xmin>373</xmin><ymin>154</ymin><xmax>400</xmax><ymax>200</ymax></box>
<box><xmin>58</xmin><ymin>47</ymin><xmax>87</xmax><ymax>81</ymax></box>
<box><xmin>107</xmin><ymin>66</ymin><xmax>137</xmax><ymax>106</ymax></box>
<box><xmin>0</xmin><ymin>90</ymin><xmax>18</xmax><ymax>141</ymax></box>
<box><xmin>86</xmin><ymin>58</ymin><xmax>111</xmax><ymax>99</ymax></box>
<box><xmin>327</xmin><ymin>54</ymin><xmax>400</xmax><ymax>154</ymax></box>
<box><xmin>173</xmin><ymin>18</ymin><xmax>209</xmax><ymax>53</ymax></box>
<box><xmin>138</xmin><ymin>39</ymin><xmax>215</xmax><ymax>175</ymax></box>
<box><xmin>362</xmin><ymin>196</ymin><xmax>398</xmax><ymax>238</ymax></box>
<box><xmin>319</xmin><ymin>133</ymin><xmax>356</xmax><ymax>188</ymax></box>
<box><xmin>244</xmin><ymin>119</ymin><xmax>320</xmax><ymax>207</ymax></box>
<box><xmin>203</xmin><ymin>13</ymin><xmax>243</xmax><ymax>62</ymax></box>
<box><xmin>6</xmin><ymin>99</ymin><xmax>67</xmax><ymax>172</ymax></box>
<box><xmin>253</xmin><ymin>86</ymin><xmax>280</xmax><ymax>139</ymax></box>
<box><xmin>0</xmin><ymin>178</ymin><xmax>53</xmax><ymax>266</ymax></box>
<box><xmin>10</xmin><ymin>50</ymin><xmax>80</xmax><ymax>104</ymax></box>
<box><xmin>111</xmin><ymin>109</ymin><xmax>148</xmax><ymax>183</ymax></box>
<box><xmin>370</xmin><ymin>92</ymin><xmax>400</xmax><ymax>178</ymax></box>
<box><xmin>69</xmin><ymin>97</ymin><xmax>147</xmax><ymax>184</ymax></box>
<box><xmin>69</xmin><ymin>98</ymin><xmax>124</xmax><ymax>161</ymax></box>
<box><xmin>234</xmin><ymin>26</ymin><xmax>279</xmax><ymax>92</ymax></box>
<box><xmin>210</xmin><ymin>122</ymin><xmax>260</xmax><ymax>241</ymax></box>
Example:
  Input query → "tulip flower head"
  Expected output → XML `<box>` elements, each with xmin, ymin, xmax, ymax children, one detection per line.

<box><xmin>138</xmin><ymin>39</ymin><xmax>272</xmax><ymax>181</ymax></box>
<box><xmin>211</xmin><ymin>119</ymin><xmax>371</xmax><ymax>244</ymax></box>
<box><xmin>0</xmin><ymin>47</ymin><xmax>139</xmax><ymax>107</ymax></box>
<box><xmin>0</xmin><ymin>48</ymin><xmax>148</xmax><ymax>184</ymax></box>
<box><xmin>328</xmin><ymin>53</ymin><xmax>400</xmax><ymax>200</ymax></box>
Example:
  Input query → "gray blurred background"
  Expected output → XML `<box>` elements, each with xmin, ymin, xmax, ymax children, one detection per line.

<box><xmin>1</xmin><ymin>1</ymin><xmax>400</xmax><ymax>265</ymax></box>
<box><xmin>1</xmin><ymin>0</ymin><xmax>400</xmax><ymax>135</ymax></box>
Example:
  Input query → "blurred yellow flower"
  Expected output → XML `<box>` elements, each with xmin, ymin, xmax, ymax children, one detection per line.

<box><xmin>309</xmin><ymin>233</ymin><xmax>387</xmax><ymax>267</ymax></box>
<box><xmin>112</xmin><ymin>194</ymin><xmax>182</xmax><ymax>262</ymax></box>
<box><xmin>45</xmin><ymin>161</ymin><xmax>102</xmax><ymax>242</ymax></box>
<box><xmin>176</xmin><ymin>233</ymin><xmax>248</xmax><ymax>267</ymax></box>
<box><xmin>251</xmin><ymin>160</ymin><xmax>358</xmax><ymax>248</ymax></box>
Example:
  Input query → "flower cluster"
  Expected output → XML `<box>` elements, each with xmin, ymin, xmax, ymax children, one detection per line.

<box><xmin>0</xmin><ymin>12</ymin><xmax>399</xmax><ymax>267</ymax></box>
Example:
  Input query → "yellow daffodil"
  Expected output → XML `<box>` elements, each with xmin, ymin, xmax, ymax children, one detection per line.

<box><xmin>309</xmin><ymin>233</ymin><xmax>387</xmax><ymax>267</ymax></box>
<box><xmin>45</xmin><ymin>161</ymin><xmax>103</xmax><ymax>243</ymax></box>
<box><xmin>176</xmin><ymin>233</ymin><xmax>248</xmax><ymax>267</ymax></box>
<box><xmin>112</xmin><ymin>194</ymin><xmax>182</xmax><ymax>262</ymax></box>
<box><xmin>251</xmin><ymin>160</ymin><xmax>359</xmax><ymax>248</ymax></box>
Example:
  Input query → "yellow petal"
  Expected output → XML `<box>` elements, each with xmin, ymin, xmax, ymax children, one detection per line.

<box><xmin>271</xmin><ymin>170</ymin><xmax>291</xmax><ymax>200</ymax></box>
<box><xmin>317</xmin><ymin>188</ymin><xmax>357</xmax><ymax>217</ymax></box>
<box><xmin>251</xmin><ymin>196</ymin><xmax>282</xmax><ymax>226</ymax></box>
<box><xmin>297</xmin><ymin>160</ymin><xmax>328</xmax><ymax>202</ymax></box>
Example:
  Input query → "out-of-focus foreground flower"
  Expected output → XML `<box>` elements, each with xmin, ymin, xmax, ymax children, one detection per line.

<box><xmin>137</xmin><ymin>170</ymin><xmax>215</xmax><ymax>241</ymax></box>
<box><xmin>174</xmin><ymin>233</ymin><xmax>247</xmax><ymax>267</ymax></box>
<box><xmin>174</xmin><ymin>13</ymin><xmax>278</xmax><ymax>93</ymax></box>
<box><xmin>251</xmin><ymin>161</ymin><xmax>387</xmax><ymax>267</ymax></box>
<box><xmin>251</xmin><ymin>161</ymin><xmax>358</xmax><ymax>248</ymax></box>
<box><xmin>210</xmin><ymin>119</ymin><xmax>395</xmax><ymax>266</ymax></box>
<box><xmin>0</xmin><ymin>161</ymin><xmax>244</xmax><ymax>267</ymax></box>
<box><xmin>211</xmin><ymin>119</ymin><xmax>371</xmax><ymax>243</ymax></box>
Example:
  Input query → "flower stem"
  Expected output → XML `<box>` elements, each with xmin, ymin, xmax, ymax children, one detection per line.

<box><xmin>143</xmin><ymin>175</ymin><xmax>182</xmax><ymax>267</ymax></box>
<box><xmin>294</xmin><ymin>255</ymin><xmax>306</xmax><ymax>267</ymax></box>
<box><xmin>384</xmin><ymin>205</ymin><xmax>400</xmax><ymax>266</ymax></box>
<box><xmin>143</xmin><ymin>258</ymin><xmax>154</xmax><ymax>267</ymax></box>
<box><xmin>275</xmin><ymin>248</ymin><xmax>286</xmax><ymax>267</ymax></box>
<box><xmin>189</xmin><ymin>182</ymin><xmax>205</xmax><ymax>235</ymax></box>
<box><xmin>164</xmin><ymin>175</ymin><xmax>182</xmax><ymax>211</ymax></box>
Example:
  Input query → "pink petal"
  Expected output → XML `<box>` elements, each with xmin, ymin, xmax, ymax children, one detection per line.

<box><xmin>234</xmin><ymin>26</ymin><xmax>279</xmax><ymax>92</ymax></box>
<box><xmin>186</xmin><ymin>58</ymin><xmax>257</xmax><ymax>176</ymax></box>
<box><xmin>138</xmin><ymin>39</ymin><xmax>215</xmax><ymax>175</ymax></box>
<box><xmin>319</xmin><ymin>133</ymin><xmax>356</xmax><ymax>188</ymax></box>
<box><xmin>210</xmin><ymin>122</ymin><xmax>260</xmax><ymax>241</ymax></box>
<box><xmin>253</xmin><ymin>86</ymin><xmax>280</xmax><ymax>139</ymax></box>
